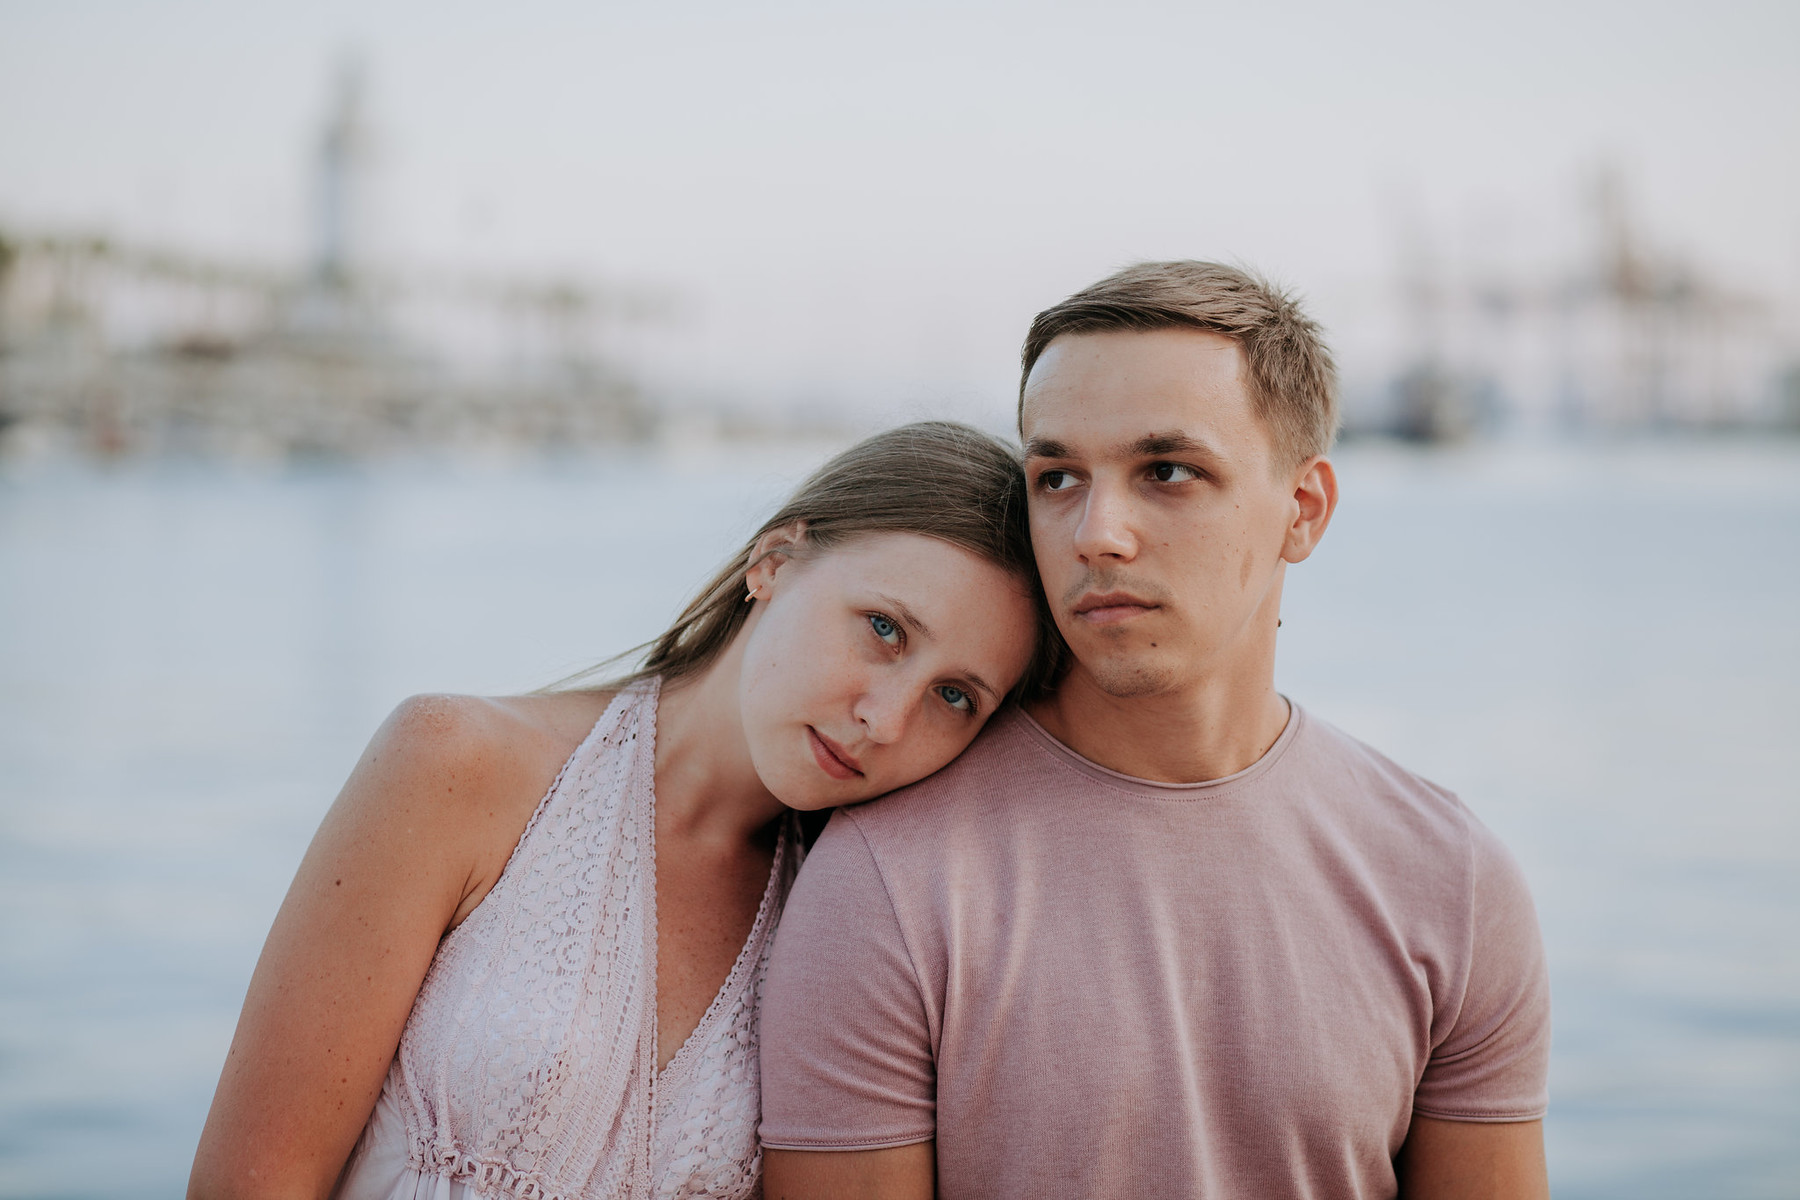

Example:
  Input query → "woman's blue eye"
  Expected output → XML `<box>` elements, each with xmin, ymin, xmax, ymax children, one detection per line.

<box><xmin>938</xmin><ymin>685</ymin><xmax>974</xmax><ymax>714</ymax></box>
<box><xmin>869</xmin><ymin>614</ymin><xmax>901</xmax><ymax>645</ymax></box>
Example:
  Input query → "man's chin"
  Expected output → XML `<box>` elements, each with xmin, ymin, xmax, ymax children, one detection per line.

<box><xmin>1073</xmin><ymin>652</ymin><xmax>1180</xmax><ymax>700</ymax></box>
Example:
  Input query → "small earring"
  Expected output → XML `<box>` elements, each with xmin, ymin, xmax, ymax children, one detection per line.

<box><xmin>746</xmin><ymin>587</ymin><xmax>758</xmax><ymax>602</ymax></box>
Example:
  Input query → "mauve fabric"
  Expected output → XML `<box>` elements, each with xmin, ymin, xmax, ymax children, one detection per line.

<box><xmin>758</xmin><ymin>704</ymin><xmax>1550</xmax><ymax>1199</ymax></box>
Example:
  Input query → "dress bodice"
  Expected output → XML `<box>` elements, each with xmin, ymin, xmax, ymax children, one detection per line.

<box><xmin>334</xmin><ymin>680</ymin><xmax>798</xmax><ymax>1200</ymax></box>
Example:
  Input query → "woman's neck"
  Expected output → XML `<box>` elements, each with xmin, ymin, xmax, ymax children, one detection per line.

<box><xmin>651</xmin><ymin>643</ymin><xmax>786</xmax><ymax>849</ymax></box>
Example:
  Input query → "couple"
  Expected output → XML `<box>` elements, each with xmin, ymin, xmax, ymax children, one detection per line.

<box><xmin>190</xmin><ymin>262</ymin><xmax>1551</xmax><ymax>1200</ymax></box>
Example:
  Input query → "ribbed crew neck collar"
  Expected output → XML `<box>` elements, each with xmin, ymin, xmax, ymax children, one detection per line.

<box><xmin>1010</xmin><ymin>699</ymin><xmax>1304</xmax><ymax>800</ymax></box>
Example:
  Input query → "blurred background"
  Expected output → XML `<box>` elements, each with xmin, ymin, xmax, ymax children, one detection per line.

<box><xmin>1</xmin><ymin>1</ymin><xmax>1796</xmax><ymax>1196</ymax></box>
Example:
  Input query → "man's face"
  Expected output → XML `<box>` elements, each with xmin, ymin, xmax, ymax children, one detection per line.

<box><xmin>1021</xmin><ymin>327</ymin><xmax>1306</xmax><ymax>698</ymax></box>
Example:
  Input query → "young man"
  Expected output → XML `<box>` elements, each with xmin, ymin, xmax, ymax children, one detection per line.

<box><xmin>757</xmin><ymin>262</ymin><xmax>1551</xmax><ymax>1199</ymax></box>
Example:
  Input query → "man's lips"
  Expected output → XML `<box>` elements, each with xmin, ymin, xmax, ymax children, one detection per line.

<box><xmin>1072</xmin><ymin>591</ymin><xmax>1160</xmax><ymax>625</ymax></box>
<box><xmin>808</xmin><ymin>727</ymin><xmax>864</xmax><ymax>780</ymax></box>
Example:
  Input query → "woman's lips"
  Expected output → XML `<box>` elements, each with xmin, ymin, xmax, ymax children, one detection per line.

<box><xmin>808</xmin><ymin>727</ymin><xmax>864</xmax><ymax>780</ymax></box>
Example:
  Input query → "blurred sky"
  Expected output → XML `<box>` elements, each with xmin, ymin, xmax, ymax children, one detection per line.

<box><xmin>3</xmin><ymin>0</ymin><xmax>1798</xmax><ymax>424</ymax></box>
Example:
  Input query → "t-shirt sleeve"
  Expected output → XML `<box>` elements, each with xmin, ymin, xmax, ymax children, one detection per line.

<box><xmin>758</xmin><ymin>809</ymin><xmax>937</xmax><ymax>1150</ymax></box>
<box><xmin>1412</xmin><ymin>820</ymin><xmax>1552</xmax><ymax>1121</ymax></box>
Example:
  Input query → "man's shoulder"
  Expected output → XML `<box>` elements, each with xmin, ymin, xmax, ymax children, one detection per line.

<box><xmin>1288</xmin><ymin>706</ymin><xmax>1519</xmax><ymax>877</ymax></box>
<box><xmin>1292</xmin><ymin>709</ymin><xmax>1461</xmax><ymax>807</ymax></box>
<box><xmin>835</xmin><ymin>707</ymin><xmax>1046</xmax><ymax>843</ymax></box>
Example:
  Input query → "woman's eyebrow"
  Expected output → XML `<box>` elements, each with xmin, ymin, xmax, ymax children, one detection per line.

<box><xmin>875</xmin><ymin>593</ymin><xmax>933</xmax><ymax>638</ymax></box>
<box><xmin>960</xmin><ymin>672</ymin><xmax>1001</xmax><ymax>706</ymax></box>
<box><xmin>875</xmin><ymin>592</ymin><xmax>1000</xmax><ymax>705</ymax></box>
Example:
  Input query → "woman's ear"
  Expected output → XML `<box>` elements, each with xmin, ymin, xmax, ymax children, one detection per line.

<box><xmin>744</xmin><ymin>521</ymin><xmax>808</xmax><ymax>600</ymax></box>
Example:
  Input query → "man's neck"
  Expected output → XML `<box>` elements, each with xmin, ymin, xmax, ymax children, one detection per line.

<box><xmin>1026</xmin><ymin>665</ymin><xmax>1292</xmax><ymax>785</ymax></box>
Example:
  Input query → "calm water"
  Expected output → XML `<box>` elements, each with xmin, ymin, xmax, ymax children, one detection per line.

<box><xmin>1</xmin><ymin>439</ymin><xmax>1796</xmax><ymax>1199</ymax></box>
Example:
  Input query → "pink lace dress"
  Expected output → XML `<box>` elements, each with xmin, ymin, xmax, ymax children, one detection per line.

<box><xmin>333</xmin><ymin>680</ymin><xmax>799</xmax><ymax>1200</ymax></box>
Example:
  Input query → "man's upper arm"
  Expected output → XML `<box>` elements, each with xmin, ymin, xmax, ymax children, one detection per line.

<box><xmin>760</xmin><ymin>810</ymin><xmax>938</xmax><ymax>1151</ymax></box>
<box><xmin>1396</xmin><ymin>1116</ymin><xmax>1547</xmax><ymax>1200</ymax></box>
<box><xmin>763</xmin><ymin>1144</ymin><xmax>935</xmax><ymax>1200</ymax></box>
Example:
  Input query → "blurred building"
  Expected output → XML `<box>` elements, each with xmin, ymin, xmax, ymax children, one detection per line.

<box><xmin>1363</xmin><ymin>167</ymin><xmax>1799</xmax><ymax>442</ymax></box>
<box><xmin>0</xmin><ymin>62</ymin><xmax>651</xmax><ymax>460</ymax></box>
<box><xmin>6</xmin><ymin>65</ymin><xmax>1796</xmax><ymax>460</ymax></box>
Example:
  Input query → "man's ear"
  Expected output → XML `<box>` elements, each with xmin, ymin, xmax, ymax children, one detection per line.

<box><xmin>1281</xmin><ymin>456</ymin><xmax>1338</xmax><ymax>565</ymax></box>
<box><xmin>744</xmin><ymin>520</ymin><xmax>809</xmax><ymax>599</ymax></box>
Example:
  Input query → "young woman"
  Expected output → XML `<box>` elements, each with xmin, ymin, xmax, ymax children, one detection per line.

<box><xmin>188</xmin><ymin>422</ymin><xmax>1053</xmax><ymax>1200</ymax></box>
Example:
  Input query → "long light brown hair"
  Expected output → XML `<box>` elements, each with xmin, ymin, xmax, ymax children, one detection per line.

<box><xmin>557</xmin><ymin>421</ymin><xmax>1062</xmax><ymax>699</ymax></box>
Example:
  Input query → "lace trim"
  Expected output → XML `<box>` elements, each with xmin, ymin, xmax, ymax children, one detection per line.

<box><xmin>363</xmin><ymin>679</ymin><xmax>789</xmax><ymax>1200</ymax></box>
<box><xmin>655</xmin><ymin>812</ymin><xmax>792</xmax><ymax>1085</ymax></box>
<box><xmin>424</xmin><ymin>1143</ymin><xmax>573</xmax><ymax>1200</ymax></box>
<box><xmin>391</xmin><ymin>681</ymin><xmax>657</xmax><ymax>1195</ymax></box>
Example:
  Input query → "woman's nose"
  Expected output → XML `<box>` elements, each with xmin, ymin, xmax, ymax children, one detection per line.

<box><xmin>852</xmin><ymin>684</ymin><xmax>913</xmax><ymax>745</ymax></box>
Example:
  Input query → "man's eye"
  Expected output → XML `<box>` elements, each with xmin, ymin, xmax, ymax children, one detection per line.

<box><xmin>937</xmin><ymin>685</ymin><xmax>975</xmax><ymax>714</ymax></box>
<box><xmin>869</xmin><ymin>614</ymin><xmax>902</xmax><ymax>646</ymax></box>
<box><xmin>1149</xmin><ymin>463</ymin><xmax>1200</xmax><ymax>483</ymax></box>
<box><xmin>1039</xmin><ymin>469</ymin><xmax>1076</xmax><ymax>491</ymax></box>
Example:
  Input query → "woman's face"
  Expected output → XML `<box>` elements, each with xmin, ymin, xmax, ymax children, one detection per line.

<box><xmin>737</xmin><ymin>531</ymin><xmax>1038</xmax><ymax>811</ymax></box>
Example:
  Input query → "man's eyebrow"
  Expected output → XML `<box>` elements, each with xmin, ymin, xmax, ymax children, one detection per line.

<box><xmin>1025</xmin><ymin>432</ymin><xmax>1225</xmax><ymax>462</ymax></box>
<box><xmin>1130</xmin><ymin>431</ymin><xmax>1220</xmax><ymax>459</ymax></box>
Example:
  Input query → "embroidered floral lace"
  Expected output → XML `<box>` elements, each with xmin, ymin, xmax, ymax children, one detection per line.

<box><xmin>333</xmin><ymin>680</ymin><xmax>798</xmax><ymax>1200</ymax></box>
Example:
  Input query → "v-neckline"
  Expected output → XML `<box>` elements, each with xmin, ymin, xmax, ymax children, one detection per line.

<box><xmin>636</xmin><ymin>679</ymin><xmax>792</xmax><ymax>1085</ymax></box>
<box><xmin>650</xmin><ymin>817</ymin><xmax>789</xmax><ymax>1085</ymax></box>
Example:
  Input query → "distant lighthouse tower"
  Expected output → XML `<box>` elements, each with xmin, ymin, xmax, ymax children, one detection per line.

<box><xmin>312</xmin><ymin>55</ymin><xmax>370</xmax><ymax>291</ymax></box>
<box><xmin>281</xmin><ymin>54</ymin><xmax>389</xmax><ymax>351</ymax></box>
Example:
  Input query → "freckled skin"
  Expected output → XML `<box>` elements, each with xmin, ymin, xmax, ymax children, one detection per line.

<box><xmin>189</xmin><ymin>532</ymin><xmax>1038</xmax><ymax>1200</ymax></box>
<box><xmin>732</xmin><ymin>534</ymin><xmax>1039</xmax><ymax>812</ymax></box>
<box><xmin>653</xmin><ymin>532</ymin><xmax>1037</xmax><ymax>1072</ymax></box>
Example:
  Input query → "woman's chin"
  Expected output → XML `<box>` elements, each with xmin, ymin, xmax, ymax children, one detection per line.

<box><xmin>775</xmin><ymin>784</ymin><xmax>850</xmax><ymax>813</ymax></box>
<box><xmin>755</xmin><ymin>737</ymin><xmax>870</xmax><ymax>812</ymax></box>
<box><xmin>757</xmin><ymin>762</ymin><xmax>847</xmax><ymax>813</ymax></box>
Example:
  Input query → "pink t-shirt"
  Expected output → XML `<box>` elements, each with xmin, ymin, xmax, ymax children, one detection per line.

<box><xmin>759</xmin><ymin>704</ymin><xmax>1550</xmax><ymax>1199</ymax></box>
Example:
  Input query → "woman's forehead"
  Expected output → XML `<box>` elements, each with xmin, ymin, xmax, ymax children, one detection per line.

<box><xmin>821</xmin><ymin>530</ymin><xmax>1018</xmax><ymax>584</ymax></box>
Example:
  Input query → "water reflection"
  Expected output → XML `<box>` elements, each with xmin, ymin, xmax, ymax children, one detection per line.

<box><xmin>0</xmin><ymin>440</ymin><xmax>1795</xmax><ymax>1198</ymax></box>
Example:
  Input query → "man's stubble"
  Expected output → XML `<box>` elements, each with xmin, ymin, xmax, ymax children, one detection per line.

<box><xmin>1058</xmin><ymin>568</ymin><xmax>1183</xmax><ymax>699</ymax></box>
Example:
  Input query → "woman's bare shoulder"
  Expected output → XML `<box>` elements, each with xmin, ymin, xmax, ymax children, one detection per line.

<box><xmin>348</xmin><ymin>690</ymin><xmax>621</xmax><ymax>925</ymax></box>
<box><xmin>187</xmin><ymin>689</ymin><xmax>624</xmax><ymax>1195</ymax></box>
<box><xmin>367</xmin><ymin>689</ymin><xmax>618</xmax><ymax>798</ymax></box>
<box><xmin>483</xmin><ymin>688</ymin><xmax>623</xmax><ymax>753</ymax></box>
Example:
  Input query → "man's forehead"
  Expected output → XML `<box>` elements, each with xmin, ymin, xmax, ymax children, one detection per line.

<box><xmin>1025</xmin><ymin>327</ymin><xmax>1243</xmax><ymax>392</ymax></box>
<box><xmin>1019</xmin><ymin>327</ymin><xmax>1253</xmax><ymax>440</ymax></box>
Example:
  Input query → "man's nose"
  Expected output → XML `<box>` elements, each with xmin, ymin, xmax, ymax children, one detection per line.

<box><xmin>1072</xmin><ymin>481</ymin><xmax>1139</xmax><ymax>562</ymax></box>
<box><xmin>853</xmin><ymin>682</ymin><xmax>913</xmax><ymax>746</ymax></box>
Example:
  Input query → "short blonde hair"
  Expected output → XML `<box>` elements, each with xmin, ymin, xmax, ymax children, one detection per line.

<box><xmin>1020</xmin><ymin>261</ymin><xmax>1339</xmax><ymax>467</ymax></box>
